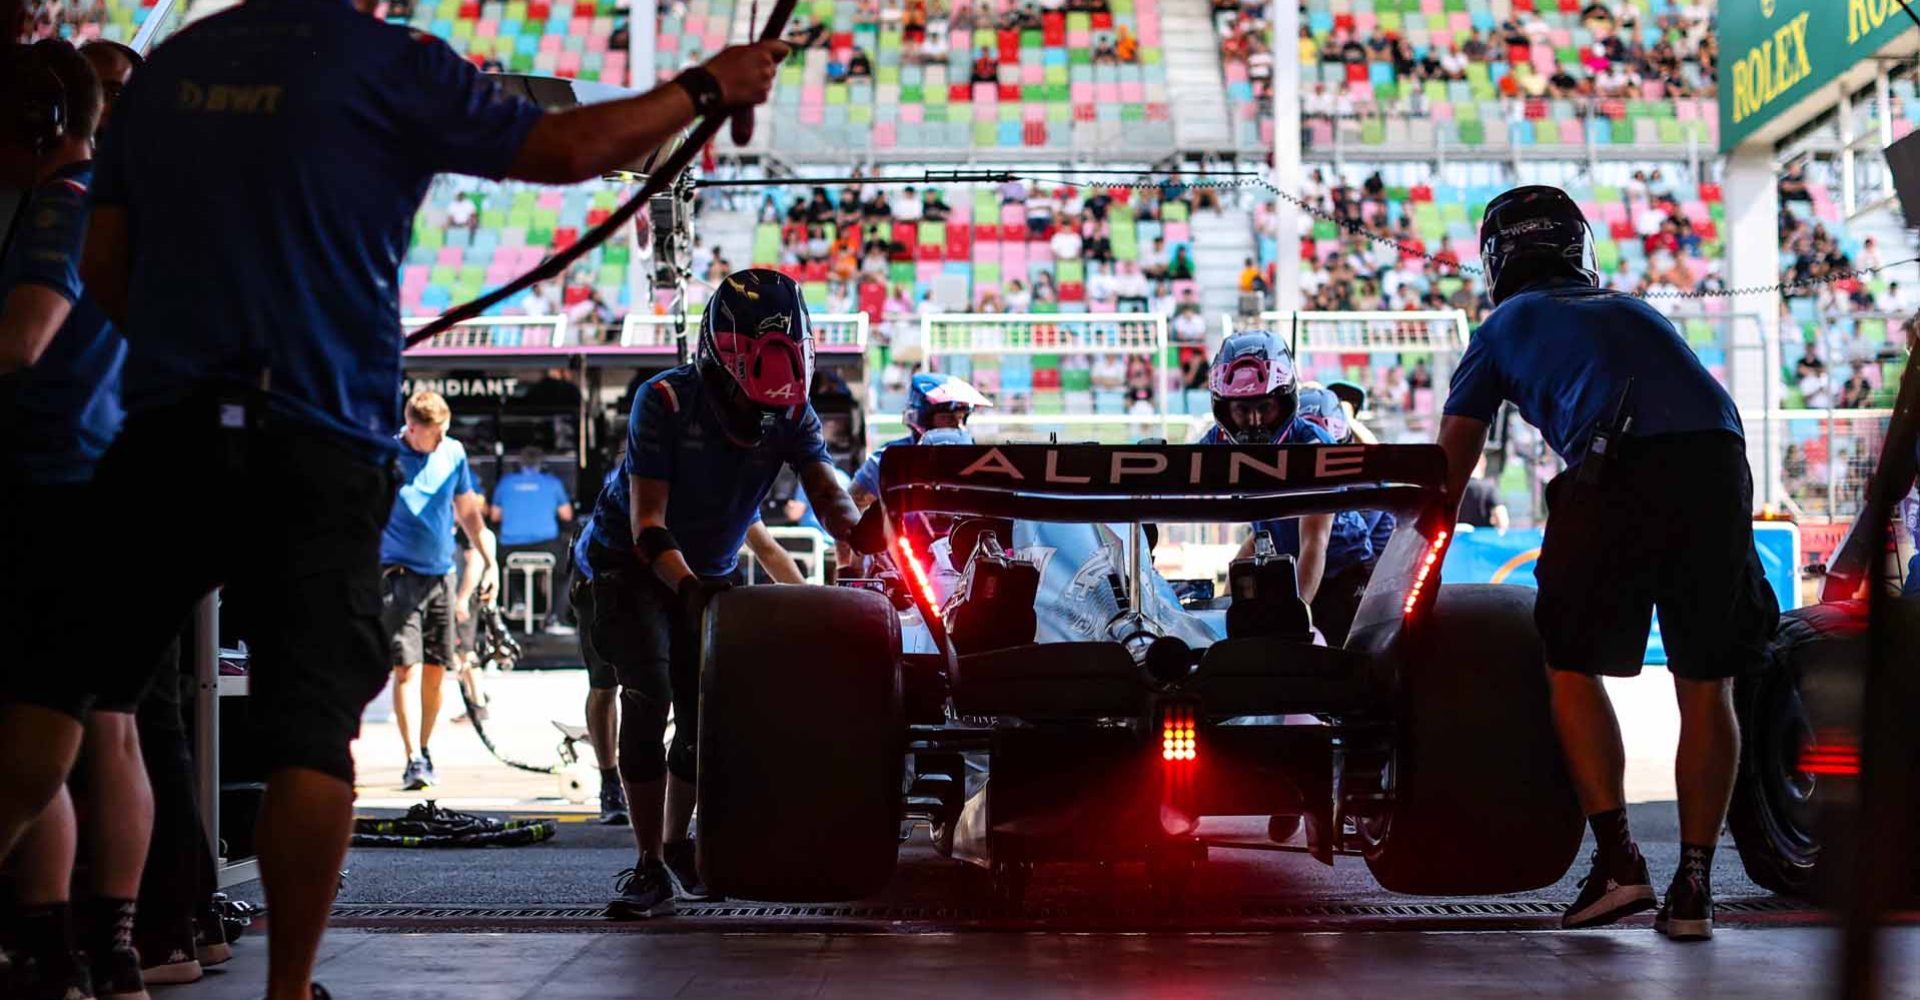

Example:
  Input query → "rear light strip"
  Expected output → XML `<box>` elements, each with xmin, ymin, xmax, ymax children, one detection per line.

<box><xmin>895</xmin><ymin>534</ymin><xmax>942</xmax><ymax>621</ymax></box>
<box><xmin>1403</xmin><ymin>529</ymin><xmax>1451</xmax><ymax>615</ymax></box>
<box><xmin>1162</xmin><ymin>703</ymin><xmax>1196</xmax><ymax>762</ymax></box>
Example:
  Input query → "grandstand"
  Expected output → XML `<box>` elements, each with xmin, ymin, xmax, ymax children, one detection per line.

<box><xmin>395</xmin><ymin>0</ymin><xmax>630</xmax><ymax>83</ymax></box>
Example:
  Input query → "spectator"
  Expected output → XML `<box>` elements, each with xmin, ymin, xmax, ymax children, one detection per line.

<box><xmin>892</xmin><ymin>185</ymin><xmax>923</xmax><ymax>221</ymax></box>
<box><xmin>1169</xmin><ymin>245</ymin><xmax>1195</xmax><ymax>280</ymax></box>
<box><xmin>1237</xmin><ymin>257</ymin><xmax>1261</xmax><ymax>293</ymax></box>
<box><xmin>1049</xmin><ymin>222</ymin><xmax>1083</xmax><ymax>261</ymax></box>
<box><xmin>847</xmin><ymin>47</ymin><xmax>872</xmax><ymax>78</ymax></box>
<box><xmin>1087</xmin><ymin>262</ymin><xmax>1116</xmax><ymax>304</ymax></box>
<box><xmin>446</xmin><ymin>192</ymin><xmax>478</xmax><ymax>237</ymax></box>
<box><xmin>1796</xmin><ymin>348</ymin><xmax>1832</xmax><ymax>408</ymax></box>
<box><xmin>1456</xmin><ymin>454</ymin><xmax>1509</xmax><ymax>530</ymax></box>
<box><xmin>1004</xmin><ymin>279</ymin><xmax>1032</xmax><ymax>312</ymax></box>
<box><xmin>971</xmin><ymin>47</ymin><xmax>997</xmax><ymax>83</ymax></box>
<box><xmin>1115</xmin><ymin>260</ymin><xmax>1151</xmax><ymax>311</ymax></box>
<box><xmin>1840</xmin><ymin>363</ymin><xmax>1875</xmax><ymax>409</ymax></box>
<box><xmin>1172</xmin><ymin>305</ymin><xmax>1207</xmax><ymax>345</ymax></box>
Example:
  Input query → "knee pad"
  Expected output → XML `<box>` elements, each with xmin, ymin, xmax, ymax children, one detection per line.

<box><xmin>617</xmin><ymin>687</ymin><xmax>670</xmax><ymax>783</ymax></box>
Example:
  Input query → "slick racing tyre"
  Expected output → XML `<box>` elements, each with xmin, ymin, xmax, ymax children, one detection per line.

<box><xmin>1363</xmin><ymin>585</ymin><xmax>1584</xmax><ymax>895</ymax></box>
<box><xmin>696</xmin><ymin>584</ymin><xmax>904</xmax><ymax>902</ymax></box>
<box><xmin>1728</xmin><ymin>601</ymin><xmax>1865</xmax><ymax>897</ymax></box>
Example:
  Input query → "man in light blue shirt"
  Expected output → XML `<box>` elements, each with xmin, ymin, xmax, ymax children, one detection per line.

<box><xmin>490</xmin><ymin>446</ymin><xmax>575</xmax><ymax>626</ymax></box>
<box><xmin>380</xmin><ymin>391</ymin><xmax>493</xmax><ymax>790</ymax></box>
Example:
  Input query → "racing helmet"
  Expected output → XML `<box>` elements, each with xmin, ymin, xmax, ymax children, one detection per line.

<box><xmin>906</xmin><ymin>372</ymin><xmax>993</xmax><ymax>438</ymax></box>
<box><xmin>697</xmin><ymin>269</ymin><xmax>816</xmax><ymax>444</ymax></box>
<box><xmin>1296</xmin><ymin>386</ymin><xmax>1350</xmax><ymax>444</ymax></box>
<box><xmin>1209</xmin><ymin>330</ymin><xmax>1299</xmax><ymax>444</ymax></box>
<box><xmin>1478</xmin><ymin>185</ymin><xmax>1600</xmax><ymax>306</ymax></box>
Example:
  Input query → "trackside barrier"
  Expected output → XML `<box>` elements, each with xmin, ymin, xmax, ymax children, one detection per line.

<box><xmin>1222</xmin><ymin>310</ymin><xmax>1469</xmax><ymax>442</ymax></box>
<box><xmin>401</xmin><ymin>315</ymin><xmax>571</xmax><ymax>351</ymax></box>
<box><xmin>918</xmin><ymin>312</ymin><xmax>1198</xmax><ymax>443</ymax></box>
<box><xmin>618</xmin><ymin>313</ymin><xmax>870</xmax><ymax>353</ymax></box>
<box><xmin>1438</xmin><ymin>521</ymin><xmax>1804</xmax><ymax>664</ymax></box>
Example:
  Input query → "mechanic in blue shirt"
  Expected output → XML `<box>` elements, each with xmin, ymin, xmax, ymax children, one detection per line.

<box><xmin>379</xmin><ymin>390</ymin><xmax>492</xmax><ymax>791</ymax></box>
<box><xmin>583</xmin><ymin>271</ymin><xmax>883</xmax><ymax>920</ymax></box>
<box><xmin>490</xmin><ymin>445</ymin><xmax>575</xmax><ymax>623</ymax></box>
<box><xmin>1197</xmin><ymin>331</ymin><xmax>1340</xmax><ymax>609</ymax></box>
<box><xmin>1437</xmin><ymin>186</ymin><xmax>1778</xmax><ymax>940</ymax></box>
<box><xmin>849</xmin><ymin>371</ymin><xmax>993</xmax><ymax>509</ymax></box>
<box><xmin>1287</xmin><ymin>386</ymin><xmax>1388</xmax><ymax>645</ymax></box>
<box><xmin>0</xmin><ymin>41</ymin><xmax>160</xmax><ymax>1000</ymax></box>
<box><xmin>74</xmin><ymin>3</ymin><xmax>789</xmax><ymax>993</ymax></box>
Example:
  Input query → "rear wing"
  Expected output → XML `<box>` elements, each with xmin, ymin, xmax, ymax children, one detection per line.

<box><xmin>874</xmin><ymin>443</ymin><xmax>1458</xmax><ymax>652</ymax></box>
<box><xmin>876</xmin><ymin>443</ymin><xmax>1450</xmax><ymax>525</ymax></box>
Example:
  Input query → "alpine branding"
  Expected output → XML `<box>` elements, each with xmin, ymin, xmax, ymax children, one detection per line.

<box><xmin>949</xmin><ymin>445</ymin><xmax>1371</xmax><ymax>488</ymax></box>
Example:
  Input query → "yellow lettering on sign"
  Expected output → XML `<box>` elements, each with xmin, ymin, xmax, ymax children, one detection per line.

<box><xmin>190</xmin><ymin>84</ymin><xmax>285</xmax><ymax>115</ymax></box>
<box><xmin>177</xmin><ymin>80</ymin><xmax>203</xmax><ymax>110</ymax></box>
<box><xmin>1730</xmin><ymin>12</ymin><xmax>1811</xmax><ymax>125</ymax></box>
<box><xmin>1851</xmin><ymin>0</ymin><xmax>1892</xmax><ymax>44</ymax></box>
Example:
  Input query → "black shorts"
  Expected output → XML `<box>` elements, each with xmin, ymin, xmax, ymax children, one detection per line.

<box><xmin>1536</xmin><ymin>431</ymin><xmax>1779</xmax><ymax>681</ymax></box>
<box><xmin>83</xmin><ymin>390</ymin><xmax>398</xmax><ymax>784</ymax></box>
<box><xmin>2</xmin><ymin>482</ymin><xmax>151</xmax><ymax>717</ymax></box>
<box><xmin>383</xmin><ymin>569</ymin><xmax>455</xmax><ymax>668</ymax></box>
<box><xmin>570</xmin><ymin>577</ymin><xmax>617</xmax><ymax>690</ymax></box>
<box><xmin>589</xmin><ymin>566</ymin><xmax>699</xmax><ymax>780</ymax></box>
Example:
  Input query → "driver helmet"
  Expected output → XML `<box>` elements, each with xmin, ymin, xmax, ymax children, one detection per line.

<box><xmin>1296</xmin><ymin>386</ymin><xmax>1350</xmax><ymax>444</ymax></box>
<box><xmin>1208</xmin><ymin>330</ymin><xmax>1300</xmax><ymax>444</ymax></box>
<box><xmin>696</xmin><ymin>268</ymin><xmax>816</xmax><ymax>444</ymax></box>
<box><xmin>906</xmin><ymin>372</ymin><xmax>993</xmax><ymax>438</ymax></box>
<box><xmin>1478</xmin><ymin>184</ymin><xmax>1600</xmax><ymax>306</ymax></box>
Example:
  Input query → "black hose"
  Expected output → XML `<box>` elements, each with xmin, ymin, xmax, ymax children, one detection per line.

<box><xmin>404</xmin><ymin>0</ymin><xmax>802</xmax><ymax>348</ymax></box>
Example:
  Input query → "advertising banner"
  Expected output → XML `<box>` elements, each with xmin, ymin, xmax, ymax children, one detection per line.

<box><xmin>1719</xmin><ymin>0</ymin><xmax>1916</xmax><ymax>151</ymax></box>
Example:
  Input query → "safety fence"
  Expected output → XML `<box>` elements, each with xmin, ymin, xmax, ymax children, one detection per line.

<box><xmin>401</xmin><ymin>315</ymin><xmax>572</xmax><ymax>352</ymax></box>
<box><xmin>618</xmin><ymin>312</ymin><xmax>870</xmax><ymax>354</ymax></box>
<box><xmin>1222</xmin><ymin>310</ymin><xmax>1470</xmax><ymax>441</ymax></box>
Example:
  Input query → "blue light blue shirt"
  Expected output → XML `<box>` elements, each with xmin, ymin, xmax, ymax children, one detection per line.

<box><xmin>852</xmin><ymin>434</ymin><xmax>914</xmax><ymax>497</ymax></box>
<box><xmin>381</xmin><ymin>434</ymin><xmax>478</xmax><ymax>575</ymax></box>
<box><xmin>1444</xmin><ymin>280</ymin><xmax>1743</xmax><ymax>465</ymax></box>
<box><xmin>492</xmin><ymin>468</ymin><xmax>572</xmax><ymax>545</ymax></box>
<box><xmin>91</xmin><ymin>0</ymin><xmax>544</xmax><ymax>456</ymax></box>
<box><xmin>590</xmin><ymin>365</ymin><xmax>830</xmax><ymax>577</ymax></box>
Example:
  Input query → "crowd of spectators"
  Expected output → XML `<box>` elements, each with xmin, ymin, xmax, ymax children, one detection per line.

<box><xmin>783</xmin><ymin>0</ymin><xmax>1137</xmax><ymax>78</ymax></box>
<box><xmin>1212</xmin><ymin>0</ymin><xmax>1717</xmax><ymax>124</ymax></box>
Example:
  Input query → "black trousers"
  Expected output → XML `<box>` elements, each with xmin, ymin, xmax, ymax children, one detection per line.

<box><xmin>133</xmin><ymin>639</ymin><xmax>217</xmax><ymax>952</ymax></box>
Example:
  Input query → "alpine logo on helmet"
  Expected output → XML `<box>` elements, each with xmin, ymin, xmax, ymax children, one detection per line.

<box><xmin>1208</xmin><ymin>330</ymin><xmax>1300</xmax><ymax>444</ymax></box>
<box><xmin>1478</xmin><ymin>184</ymin><xmax>1600</xmax><ymax>306</ymax></box>
<box><xmin>697</xmin><ymin>269</ymin><xmax>816</xmax><ymax>444</ymax></box>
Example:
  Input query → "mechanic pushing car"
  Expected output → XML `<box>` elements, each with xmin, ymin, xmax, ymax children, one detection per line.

<box><xmin>581</xmin><ymin>269</ymin><xmax>882</xmax><ymax>919</ymax></box>
<box><xmin>1294</xmin><ymin>386</ymin><xmax>1392</xmax><ymax>645</ymax></box>
<box><xmin>1197</xmin><ymin>331</ymin><xmax>1346</xmax><ymax>609</ymax></box>
<box><xmin>1436</xmin><ymin>185</ymin><xmax>1779</xmax><ymax>940</ymax></box>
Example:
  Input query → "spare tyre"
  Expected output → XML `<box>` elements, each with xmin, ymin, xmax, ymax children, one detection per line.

<box><xmin>1363</xmin><ymin>584</ymin><xmax>1583</xmax><ymax>895</ymax></box>
<box><xmin>696</xmin><ymin>584</ymin><xmax>904</xmax><ymax>902</ymax></box>
<box><xmin>1728</xmin><ymin>600</ymin><xmax>1866</xmax><ymax>897</ymax></box>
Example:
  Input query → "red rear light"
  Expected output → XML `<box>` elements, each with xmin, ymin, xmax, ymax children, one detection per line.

<box><xmin>1799</xmin><ymin>727</ymin><xmax>1861</xmax><ymax>776</ymax></box>
<box><xmin>1160</xmin><ymin>704</ymin><xmax>1197</xmax><ymax>763</ymax></box>
<box><xmin>894</xmin><ymin>533</ymin><xmax>942</xmax><ymax>621</ymax></box>
<box><xmin>1403</xmin><ymin>529</ymin><xmax>1450</xmax><ymax>615</ymax></box>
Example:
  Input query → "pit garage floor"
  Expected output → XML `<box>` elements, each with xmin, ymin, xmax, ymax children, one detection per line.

<box><xmin>177</xmin><ymin>670</ymin><xmax>1915</xmax><ymax>999</ymax></box>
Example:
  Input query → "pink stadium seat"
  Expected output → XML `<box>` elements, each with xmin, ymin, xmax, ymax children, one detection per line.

<box><xmin>437</xmin><ymin>246</ymin><xmax>463</xmax><ymax>267</ymax></box>
<box><xmin>1119</xmin><ymin>81</ymin><xmax>1143</xmax><ymax>102</ymax></box>
<box><xmin>799</xmin><ymin>105</ymin><xmax>823</xmax><ymax>124</ymax></box>
<box><xmin>557</xmin><ymin>52</ymin><xmax>581</xmax><ymax>77</ymax></box>
<box><xmin>1071</xmin><ymin>81</ymin><xmax>1094</xmax><ymax>102</ymax></box>
<box><xmin>1023</xmin><ymin>63</ymin><xmax>1044</xmax><ymax>85</ymax></box>
<box><xmin>475</xmin><ymin>18</ymin><xmax>498</xmax><ymax>36</ymax></box>
<box><xmin>1094</xmin><ymin>82</ymin><xmax>1118</xmax><ymax>103</ymax></box>
<box><xmin>901</xmin><ymin>103</ymin><xmax>924</xmax><ymax>123</ymax></box>
<box><xmin>539</xmin><ymin>33</ymin><xmax>562</xmax><ymax>51</ymax></box>
<box><xmin>1023</xmin><ymin>103</ymin><xmax>1046</xmax><ymax>122</ymax></box>
<box><xmin>974</xmin><ymin>82</ymin><xmax>997</xmax><ymax>104</ymax></box>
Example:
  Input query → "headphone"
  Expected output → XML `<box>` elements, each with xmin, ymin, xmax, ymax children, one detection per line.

<box><xmin>16</xmin><ymin>42</ymin><xmax>71</xmax><ymax>152</ymax></box>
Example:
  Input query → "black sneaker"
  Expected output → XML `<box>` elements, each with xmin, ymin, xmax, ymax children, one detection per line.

<box><xmin>662</xmin><ymin>840</ymin><xmax>720</xmax><ymax>902</ymax></box>
<box><xmin>1656</xmin><ymin>868</ymin><xmax>1715</xmax><ymax>941</ymax></box>
<box><xmin>606</xmin><ymin>861</ymin><xmax>676</xmax><ymax>919</ymax></box>
<box><xmin>597</xmin><ymin>781</ymin><xmax>630</xmax><ymax>827</ymax></box>
<box><xmin>1562</xmin><ymin>849</ymin><xmax>1657</xmax><ymax>929</ymax></box>
<box><xmin>401</xmin><ymin>757</ymin><xmax>429</xmax><ymax>791</ymax></box>
<box><xmin>14</xmin><ymin>951</ymin><xmax>95</xmax><ymax>1000</ymax></box>
<box><xmin>89</xmin><ymin>945</ymin><xmax>148</xmax><ymax>1000</ymax></box>
<box><xmin>136</xmin><ymin>940</ymin><xmax>201</xmax><ymax>986</ymax></box>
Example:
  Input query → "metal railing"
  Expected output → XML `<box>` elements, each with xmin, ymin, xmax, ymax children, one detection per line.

<box><xmin>401</xmin><ymin>315</ymin><xmax>572</xmax><ymax>352</ymax></box>
<box><xmin>618</xmin><ymin>312</ymin><xmax>871</xmax><ymax>353</ymax></box>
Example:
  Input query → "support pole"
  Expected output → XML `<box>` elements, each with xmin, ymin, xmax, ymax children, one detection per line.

<box><xmin>1271</xmin><ymin>0</ymin><xmax>1302</xmax><ymax>313</ymax></box>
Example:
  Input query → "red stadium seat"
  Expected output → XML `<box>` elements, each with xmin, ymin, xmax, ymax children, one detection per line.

<box><xmin>1333</xmin><ymin>13</ymin><xmax>1353</xmax><ymax>31</ymax></box>
<box><xmin>802</xmin><ymin>261</ymin><xmax>828</xmax><ymax>282</ymax></box>
<box><xmin>1043</xmin><ymin>14</ymin><xmax>1065</xmax><ymax>45</ymax></box>
<box><xmin>1060</xmin><ymin>281</ymin><xmax>1085</xmax><ymax>302</ymax></box>
<box><xmin>917</xmin><ymin>240</ymin><xmax>942</xmax><ymax>261</ymax></box>
<box><xmin>893</xmin><ymin>222</ymin><xmax>918</xmax><ymax>247</ymax></box>
<box><xmin>1697</xmin><ymin>219</ymin><xmax>1718</xmax><ymax>240</ymax></box>
<box><xmin>564</xmin><ymin>285</ymin><xmax>590</xmax><ymax>305</ymax></box>
<box><xmin>951</xmin><ymin>84</ymin><xmax>972</xmax><ymax>102</ymax></box>
<box><xmin>1346</xmin><ymin>63</ymin><xmax>1367</xmax><ymax>83</ymax></box>
<box><xmin>459</xmin><ymin>0</ymin><xmax>480</xmax><ymax>16</ymax></box>
<box><xmin>1073</xmin><ymin>103</ymin><xmax>1097</xmax><ymax>122</ymax></box>
<box><xmin>998</xmin><ymin>30</ymin><xmax>1020</xmax><ymax>62</ymax></box>
<box><xmin>1091</xmin><ymin>12</ymin><xmax>1111</xmax><ymax>29</ymax></box>
<box><xmin>1609</xmin><ymin>220</ymin><xmax>1634</xmax><ymax>240</ymax></box>
<box><xmin>1699</xmin><ymin>183</ymin><xmax>1723</xmax><ymax>203</ymax></box>
<box><xmin>999</xmin><ymin>83</ymin><xmax>1022</xmax><ymax>102</ymax></box>
<box><xmin>553</xmin><ymin>227</ymin><xmax>578</xmax><ymax>248</ymax></box>
<box><xmin>528</xmin><ymin>0</ymin><xmax>550</xmax><ymax>17</ymax></box>
<box><xmin>1033</xmin><ymin>368</ymin><xmax>1062</xmax><ymax>389</ymax></box>
<box><xmin>1409</xmin><ymin>185</ymin><xmax>1433</xmax><ymax>201</ymax></box>
<box><xmin>573</xmin><ymin>1</ymin><xmax>594</xmax><ymax>16</ymax></box>
<box><xmin>586</xmin><ymin>208</ymin><xmax>610</xmax><ymax>226</ymax></box>
<box><xmin>947</xmin><ymin>226</ymin><xmax>971</xmax><ymax>260</ymax></box>
<box><xmin>1023</xmin><ymin>121</ymin><xmax>1047</xmax><ymax>145</ymax></box>
<box><xmin>859</xmin><ymin>282</ymin><xmax>886</xmax><ymax>318</ymax></box>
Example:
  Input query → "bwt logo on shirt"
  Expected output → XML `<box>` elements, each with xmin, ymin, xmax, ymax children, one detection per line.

<box><xmin>176</xmin><ymin>81</ymin><xmax>284</xmax><ymax>114</ymax></box>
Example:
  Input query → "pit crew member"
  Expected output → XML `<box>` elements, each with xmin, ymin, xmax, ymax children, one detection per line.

<box><xmin>1294</xmin><ymin>386</ymin><xmax>1387</xmax><ymax>645</ymax></box>
<box><xmin>1197</xmin><ymin>331</ymin><xmax>1348</xmax><ymax>609</ymax></box>
<box><xmin>848</xmin><ymin>371</ymin><xmax>993</xmax><ymax>511</ymax></box>
<box><xmin>1436</xmin><ymin>185</ymin><xmax>1778</xmax><ymax>940</ymax></box>
<box><xmin>583</xmin><ymin>270</ymin><xmax>880</xmax><ymax>919</ymax></box>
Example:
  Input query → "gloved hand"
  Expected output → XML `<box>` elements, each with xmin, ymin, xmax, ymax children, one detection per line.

<box><xmin>847</xmin><ymin>503</ymin><xmax>890</xmax><ymax>556</ymax></box>
<box><xmin>676</xmin><ymin>575</ymin><xmax>733</xmax><ymax>633</ymax></box>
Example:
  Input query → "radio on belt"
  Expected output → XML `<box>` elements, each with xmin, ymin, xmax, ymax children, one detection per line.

<box><xmin>1574</xmin><ymin>377</ymin><xmax>1635</xmax><ymax>491</ymax></box>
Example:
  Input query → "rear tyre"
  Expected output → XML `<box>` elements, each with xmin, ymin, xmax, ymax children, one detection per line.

<box><xmin>1363</xmin><ymin>585</ymin><xmax>1584</xmax><ymax>895</ymax></box>
<box><xmin>696</xmin><ymin>585</ymin><xmax>904</xmax><ymax>902</ymax></box>
<box><xmin>1729</xmin><ymin>601</ymin><xmax>1865</xmax><ymax>897</ymax></box>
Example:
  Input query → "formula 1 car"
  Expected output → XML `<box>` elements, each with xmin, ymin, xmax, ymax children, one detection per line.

<box><xmin>692</xmin><ymin>441</ymin><xmax>1585</xmax><ymax>902</ymax></box>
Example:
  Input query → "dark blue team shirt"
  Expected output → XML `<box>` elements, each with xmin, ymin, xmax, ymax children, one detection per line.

<box><xmin>0</xmin><ymin>162</ymin><xmax>123</xmax><ymax>485</ymax></box>
<box><xmin>381</xmin><ymin>435</ymin><xmax>478</xmax><ymax>575</ymax></box>
<box><xmin>90</xmin><ymin>0</ymin><xmax>544</xmax><ymax>456</ymax></box>
<box><xmin>1198</xmin><ymin>419</ymin><xmax>1376</xmax><ymax>578</ymax></box>
<box><xmin>1443</xmin><ymin>281</ymin><xmax>1743</xmax><ymax>465</ymax></box>
<box><xmin>571</xmin><ymin>465</ymin><xmax>623</xmax><ymax>585</ymax></box>
<box><xmin>590</xmin><ymin>366</ymin><xmax>830</xmax><ymax>577</ymax></box>
<box><xmin>853</xmin><ymin>434</ymin><xmax>914</xmax><ymax>496</ymax></box>
<box><xmin>492</xmin><ymin>469</ymin><xmax>572</xmax><ymax>545</ymax></box>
